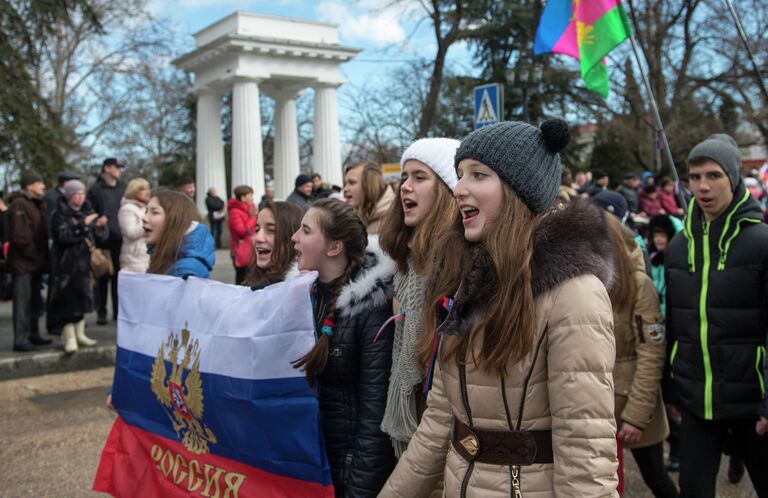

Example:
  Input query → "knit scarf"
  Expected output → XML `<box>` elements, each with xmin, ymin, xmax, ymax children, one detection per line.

<box><xmin>380</xmin><ymin>264</ymin><xmax>425</xmax><ymax>457</ymax></box>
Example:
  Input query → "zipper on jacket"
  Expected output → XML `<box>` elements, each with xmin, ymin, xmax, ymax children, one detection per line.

<box><xmin>718</xmin><ymin>218</ymin><xmax>761</xmax><ymax>270</ymax></box>
<box><xmin>635</xmin><ymin>315</ymin><xmax>645</xmax><ymax>343</ymax></box>
<box><xmin>699</xmin><ymin>221</ymin><xmax>714</xmax><ymax>420</ymax></box>
<box><xmin>511</xmin><ymin>465</ymin><xmax>522</xmax><ymax>498</ymax></box>
<box><xmin>460</xmin><ymin>461</ymin><xmax>474</xmax><ymax>498</ymax></box>
<box><xmin>716</xmin><ymin>190</ymin><xmax>757</xmax><ymax>270</ymax></box>
<box><xmin>669</xmin><ymin>340</ymin><xmax>678</xmax><ymax>378</ymax></box>
<box><xmin>685</xmin><ymin>199</ymin><xmax>696</xmax><ymax>272</ymax></box>
<box><xmin>757</xmin><ymin>346</ymin><xmax>766</xmax><ymax>397</ymax></box>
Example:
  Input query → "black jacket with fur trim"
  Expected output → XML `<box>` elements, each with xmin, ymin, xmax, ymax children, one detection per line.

<box><xmin>316</xmin><ymin>238</ymin><xmax>396</xmax><ymax>498</ymax></box>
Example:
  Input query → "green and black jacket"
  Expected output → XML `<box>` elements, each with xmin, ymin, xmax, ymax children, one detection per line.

<box><xmin>666</xmin><ymin>181</ymin><xmax>768</xmax><ymax>421</ymax></box>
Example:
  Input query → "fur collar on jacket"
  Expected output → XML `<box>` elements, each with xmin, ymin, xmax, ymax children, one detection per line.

<box><xmin>336</xmin><ymin>235</ymin><xmax>396</xmax><ymax>319</ymax></box>
<box><xmin>441</xmin><ymin>200</ymin><xmax>615</xmax><ymax>336</ymax></box>
<box><xmin>283</xmin><ymin>262</ymin><xmax>301</xmax><ymax>281</ymax></box>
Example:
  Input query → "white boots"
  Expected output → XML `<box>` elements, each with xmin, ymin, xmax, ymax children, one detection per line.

<box><xmin>61</xmin><ymin>319</ymin><xmax>97</xmax><ymax>354</ymax></box>
<box><xmin>62</xmin><ymin>324</ymin><xmax>77</xmax><ymax>353</ymax></box>
<box><xmin>75</xmin><ymin>319</ymin><xmax>97</xmax><ymax>347</ymax></box>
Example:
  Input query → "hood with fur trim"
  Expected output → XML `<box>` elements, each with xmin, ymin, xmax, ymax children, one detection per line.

<box><xmin>283</xmin><ymin>262</ymin><xmax>301</xmax><ymax>281</ymax></box>
<box><xmin>440</xmin><ymin>200</ymin><xmax>615</xmax><ymax>336</ymax></box>
<box><xmin>336</xmin><ymin>235</ymin><xmax>396</xmax><ymax>319</ymax></box>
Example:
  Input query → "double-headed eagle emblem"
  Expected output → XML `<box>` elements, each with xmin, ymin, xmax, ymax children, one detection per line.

<box><xmin>151</xmin><ymin>322</ymin><xmax>217</xmax><ymax>454</ymax></box>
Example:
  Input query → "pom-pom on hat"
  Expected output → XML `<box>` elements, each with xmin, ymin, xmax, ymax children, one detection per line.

<box><xmin>400</xmin><ymin>138</ymin><xmax>460</xmax><ymax>190</ymax></box>
<box><xmin>454</xmin><ymin>119</ymin><xmax>571</xmax><ymax>214</ymax></box>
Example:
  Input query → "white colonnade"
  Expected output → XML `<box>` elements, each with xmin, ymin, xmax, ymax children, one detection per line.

<box><xmin>173</xmin><ymin>12</ymin><xmax>359</xmax><ymax>212</ymax></box>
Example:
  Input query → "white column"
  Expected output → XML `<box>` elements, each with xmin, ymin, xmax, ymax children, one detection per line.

<box><xmin>196</xmin><ymin>93</ymin><xmax>226</xmax><ymax>217</ymax></box>
<box><xmin>232</xmin><ymin>79</ymin><xmax>265</xmax><ymax>201</ymax></box>
<box><xmin>313</xmin><ymin>84</ymin><xmax>343</xmax><ymax>188</ymax></box>
<box><xmin>273</xmin><ymin>92</ymin><xmax>301</xmax><ymax>201</ymax></box>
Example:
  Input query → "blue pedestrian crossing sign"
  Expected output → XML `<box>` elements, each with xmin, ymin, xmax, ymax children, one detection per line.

<box><xmin>474</xmin><ymin>83</ymin><xmax>503</xmax><ymax>129</ymax></box>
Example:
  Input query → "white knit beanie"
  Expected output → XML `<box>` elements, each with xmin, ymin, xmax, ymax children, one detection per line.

<box><xmin>400</xmin><ymin>138</ymin><xmax>460</xmax><ymax>190</ymax></box>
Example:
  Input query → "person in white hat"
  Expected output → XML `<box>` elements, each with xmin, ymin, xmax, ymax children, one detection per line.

<box><xmin>378</xmin><ymin>137</ymin><xmax>460</xmax><ymax>462</ymax></box>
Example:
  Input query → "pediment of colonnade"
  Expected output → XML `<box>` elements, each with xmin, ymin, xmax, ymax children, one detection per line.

<box><xmin>172</xmin><ymin>11</ymin><xmax>360</xmax><ymax>94</ymax></box>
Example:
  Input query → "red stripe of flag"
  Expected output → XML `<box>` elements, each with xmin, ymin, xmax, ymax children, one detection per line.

<box><xmin>94</xmin><ymin>417</ymin><xmax>334</xmax><ymax>498</ymax></box>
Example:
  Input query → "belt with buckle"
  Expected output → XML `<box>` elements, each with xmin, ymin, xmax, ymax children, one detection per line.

<box><xmin>451</xmin><ymin>416</ymin><xmax>553</xmax><ymax>465</ymax></box>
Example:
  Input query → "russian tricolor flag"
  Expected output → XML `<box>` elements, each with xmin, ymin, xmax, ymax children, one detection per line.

<box><xmin>93</xmin><ymin>272</ymin><xmax>333</xmax><ymax>498</ymax></box>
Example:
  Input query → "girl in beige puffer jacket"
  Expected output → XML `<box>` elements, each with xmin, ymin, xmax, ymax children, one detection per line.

<box><xmin>379</xmin><ymin>120</ymin><xmax>619</xmax><ymax>498</ymax></box>
<box><xmin>604</xmin><ymin>214</ymin><xmax>677</xmax><ymax>497</ymax></box>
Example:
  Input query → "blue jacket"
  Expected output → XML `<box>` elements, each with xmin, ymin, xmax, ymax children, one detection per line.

<box><xmin>167</xmin><ymin>223</ymin><xmax>215</xmax><ymax>279</ymax></box>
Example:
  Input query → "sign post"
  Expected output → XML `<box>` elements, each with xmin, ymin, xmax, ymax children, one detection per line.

<box><xmin>473</xmin><ymin>83</ymin><xmax>504</xmax><ymax>129</ymax></box>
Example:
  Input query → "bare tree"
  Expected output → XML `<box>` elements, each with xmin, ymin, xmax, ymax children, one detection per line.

<box><xmin>30</xmin><ymin>0</ymin><xmax>169</xmax><ymax>167</ymax></box>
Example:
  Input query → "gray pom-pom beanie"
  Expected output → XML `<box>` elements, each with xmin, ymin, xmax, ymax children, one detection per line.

<box><xmin>687</xmin><ymin>133</ymin><xmax>741</xmax><ymax>192</ymax></box>
<box><xmin>453</xmin><ymin>119</ymin><xmax>571</xmax><ymax>214</ymax></box>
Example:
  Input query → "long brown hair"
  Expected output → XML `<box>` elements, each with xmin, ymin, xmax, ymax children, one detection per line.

<box><xmin>345</xmin><ymin>162</ymin><xmax>388</xmax><ymax>225</ymax></box>
<box><xmin>419</xmin><ymin>184</ymin><xmax>540</xmax><ymax>376</ymax></box>
<box><xmin>379</xmin><ymin>173</ymin><xmax>459</xmax><ymax>273</ymax></box>
<box><xmin>292</xmin><ymin>198</ymin><xmax>368</xmax><ymax>384</ymax></box>
<box><xmin>605</xmin><ymin>212</ymin><xmax>637</xmax><ymax>313</ymax></box>
<box><xmin>244</xmin><ymin>201</ymin><xmax>304</xmax><ymax>288</ymax></box>
<box><xmin>147</xmin><ymin>189</ymin><xmax>201</xmax><ymax>275</ymax></box>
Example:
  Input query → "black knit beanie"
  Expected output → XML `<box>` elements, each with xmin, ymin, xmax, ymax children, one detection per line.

<box><xmin>20</xmin><ymin>170</ymin><xmax>44</xmax><ymax>188</ymax></box>
<box><xmin>454</xmin><ymin>119</ymin><xmax>571</xmax><ymax>214</ymax></box>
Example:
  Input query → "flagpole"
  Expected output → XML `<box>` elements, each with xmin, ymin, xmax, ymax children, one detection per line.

<box><xmin>723</xmin><ymin>0</ymin><xmax>768</xmax><ymax>104</ymax></box>
<box><xmin>627</xmin><ymin>35</ymin><xmax>687</xmax><ymax>209</ymax></box>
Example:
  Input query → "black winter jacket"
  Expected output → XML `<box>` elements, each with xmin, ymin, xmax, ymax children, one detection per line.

<box><xmin>205</xmin><ymin>194</ymin><xmax>225</xmax><ymax>224</ymax></box>
<box><xmin>42</xmin><ymin>188</ymin><xmax>63</xmax><ymax>230</ymax></box>
<box><xmin>666</xmin><ymin>181</ymin><xmax>768</xmax><ymax>421</ymax></box>
<box><xmin>315</xmin><ymin>240</ymin><xmax>396</xmax><ymax>498</ymax></box>
<box><xmin>86</xmin><ymin>176</ymin><xmax>126</xmax><ymax>245</ymax></box>
<box><xmin>48</xmin><ymin>197</ymin><xmax>108</xmax><ymax>321</ymax></box>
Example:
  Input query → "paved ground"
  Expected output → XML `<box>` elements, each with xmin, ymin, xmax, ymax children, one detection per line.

<box><xmin>0</xmin><ymin>367</ymin><xmax>116</xmax><ymax>497</ymax></box>
<box><xmin>0</xmin><ymin>252</ymin><xmax>759</xmax><ymax>496</ymax></box>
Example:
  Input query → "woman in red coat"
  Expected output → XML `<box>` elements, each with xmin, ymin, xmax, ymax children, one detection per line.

<box><xmin>227</xmin><ymin>185</ymin><xmax>257</xmax><ymax>284</ymax></box>
<box><xmin>639</xmin><ymin>185</ymin><xmax>665</xmax><ymax>217</ymax></box>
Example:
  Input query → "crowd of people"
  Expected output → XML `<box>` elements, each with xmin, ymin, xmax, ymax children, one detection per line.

<box><xmin>5</xmin><ymin>161</ymin><xmax>213</xmax><ymax>353</ymax></box>
<box><xmin>4</xmin><ymin>120</ymin><xmax>767</xmax><ymax>497</ymax></box>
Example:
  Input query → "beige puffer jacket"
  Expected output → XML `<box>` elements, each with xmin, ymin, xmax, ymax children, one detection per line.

<box><xmin>380</xmin><ymin>201</ymin><xmax>620</xmax><ymax>498</ymax></box>
<box><xmin>366</xmin><ymin>186</ymin><xmax>396</xmax><ymax>235</ymax></box>
<box><xmin>613</xmin><ymin>242</ymin><xmax>668</xmax><ymax>449</ymax></box>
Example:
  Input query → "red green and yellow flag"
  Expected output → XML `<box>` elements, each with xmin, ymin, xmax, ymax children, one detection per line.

<box><xmin>534</xmin><ymin>0</ymin><xmax>633</xmax><ymax>97</ymax></box>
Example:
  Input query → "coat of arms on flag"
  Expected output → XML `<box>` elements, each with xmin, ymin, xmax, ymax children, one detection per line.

<box><xmin>93</xmin><ymin>271</ymin><xmax>334</xmax><ymax>498</ymax></box>
<box><xmin>150</xmin><ymin>325</ymin><xmax>217</xmax><ymax>455</ymax></box>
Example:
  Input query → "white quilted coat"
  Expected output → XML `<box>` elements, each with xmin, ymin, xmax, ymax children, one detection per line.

<box><xmin>118</xmin><ymin>198</ymin><xmax>149</xmax><ymax>273</ymax></box>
